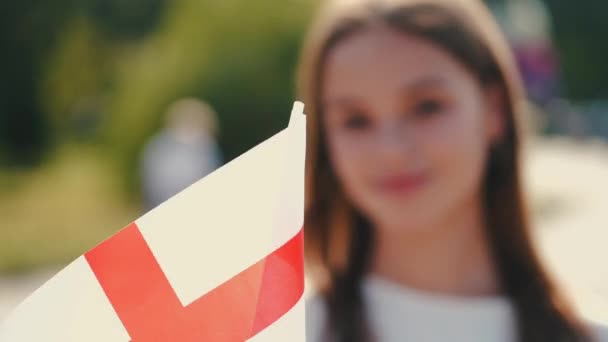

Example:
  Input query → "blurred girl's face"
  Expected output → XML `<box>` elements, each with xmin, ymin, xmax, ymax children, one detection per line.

<box><xmin>322</xmin><ymin>25</ymin><xmax>504</xmax><ymax>233</ymax></box>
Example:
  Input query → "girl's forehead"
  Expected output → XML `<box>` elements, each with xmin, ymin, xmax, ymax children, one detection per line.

<box><xmin>322</xmin><ymin>27</ymin><xmax>474</xmax><ymax>97</ymax></box>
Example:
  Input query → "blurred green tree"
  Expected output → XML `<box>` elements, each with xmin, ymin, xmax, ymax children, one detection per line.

<box><xmin>104</xmin><ymin>0</ymin><xmax>316</xmax><ymax>195</ymax></box>
<box><xmin>543</xmin><ymin>0</ymin><xmax>608</xmax><ymax>100</ymax></box>
<box><xmin>0</xmin><ymin>0</ymin><xmax>166</xmax><ymax>166</ymax></box>
<box><xmin>0</xmin><ymin>0</ymin><xmax>73</xmax><ymax>165</ymax></box>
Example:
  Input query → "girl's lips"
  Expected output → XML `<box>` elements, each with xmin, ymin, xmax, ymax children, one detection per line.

<box><xmin>376</xmin><ymin>172</ymin><xmax>429</xmax><ymax>195</ymax></box>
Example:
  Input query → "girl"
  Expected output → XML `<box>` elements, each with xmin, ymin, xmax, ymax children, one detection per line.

<box><xmin>297</xmin><ymin>0</ymin><xmax>607</xmax><ymax>341</ymax></box>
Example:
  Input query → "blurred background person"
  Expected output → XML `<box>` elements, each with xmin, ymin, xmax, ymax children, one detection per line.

<box><xmin>491</xmin><ymin>0</ymin><xmax>560</xmax><ymax>107</ymax></box>
<box><xmin>488</xmin><ymin>0</ymin><xmax>579</xmax><ymax>137</ymax></box>
<box><xmin>298</xmin><ymin>0</ymin><xmax>607</xmax><ymax>341</ymax></box>
<box><xmin>141</xmin><ymin>98</ymin><xmax>222</xmax><ymax>211</ymax></box>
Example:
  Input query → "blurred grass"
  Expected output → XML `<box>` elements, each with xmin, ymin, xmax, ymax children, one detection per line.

<box><xmin>0</xmin><ymin>145</ymin><xmax>139</xmax><ymax>274</ymax></box>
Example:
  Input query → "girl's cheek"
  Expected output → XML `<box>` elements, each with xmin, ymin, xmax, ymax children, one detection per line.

<box><xmin>329</xmin><ymin>135</ymin><xmax>372</xmax><ymax>181</ymax></box>
<box><xmin>327</xmin><ymin>135</ymin><xmax>354</xmax><ymax>171</ymax></box>
<box><xmin>331</xmin><ymin>132</ymin><xmax>367</xmax><ymax>158</ymax></box>
<box><xmin>418</xmin><ymin>112</ymin><xmax>477</xmax><ymax>173</ymax></box>
<box><xmin>417</xmin><ymin>113</ymin><xmax>458</xmax><ymax>151</ymax></box>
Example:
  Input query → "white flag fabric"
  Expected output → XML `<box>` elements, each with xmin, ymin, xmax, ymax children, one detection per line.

<box><xmin>0</xmin><ymin>101</ymin><xmax>307</xmax><ymax>342</ymax></box>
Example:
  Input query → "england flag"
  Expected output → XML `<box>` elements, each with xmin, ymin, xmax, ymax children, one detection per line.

<box><xmin>0</xmin><ymin>102</ymin><xmax>307</xmax><ymax>342</ymax></box>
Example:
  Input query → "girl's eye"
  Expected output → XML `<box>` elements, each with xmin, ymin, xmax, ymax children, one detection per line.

<box><xmin>344</xmin><ymin>112</ymin><xmax>371</xmax><ymax>130</ymax></box>
<box><xmin>413</xmin><ymin>99</ymin><xmax>443</xmax><ymax>117</ymax></box>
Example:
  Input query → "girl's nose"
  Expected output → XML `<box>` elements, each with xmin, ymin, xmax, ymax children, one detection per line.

<box><xmin>376</xmin><ymin>120</ymin><xmax>414</xmax><ymax>152</ymax></box>
<box><xmin>373</xmin><ymin>120</ymin><xmax>417</xmax><ymax>167</ymax></box>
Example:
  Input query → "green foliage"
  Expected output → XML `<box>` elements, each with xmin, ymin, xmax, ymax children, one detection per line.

<box><xmin>104</xmin><ymin>0</ymin><xmax>315</xmax><ymax>195</ymax></box>
<box><xmin>85</xmin><ymin>0</ymin><xmax>166</xmax><ymax>40</ymax></box>
<box><xmin>42</xmin><ymin>16</ymin><xmax>109</xmax><ymax>136</ymax></box>
<box><xmin>0</xmin><ymin>0</ymin><xmax>69</xmax><ymax>165</ymax></box>
<box><xmin>543</xmin><ymin>0</ymin><xmax>608</xmax><ymax>100</ymax></box>
<box><xmin>0</xmin><ymin>0</ymin><xmax>317</xmax><ymax>272</ymax></box>
<box><xmin>0</xmin><ymin>146</ymin><xmax>138</xmax><ymax>274</ymax></box>
<box><xmin>2</xmin><ymin>0</ymin><xmax>607</xmax><ymax>272</ymax></box>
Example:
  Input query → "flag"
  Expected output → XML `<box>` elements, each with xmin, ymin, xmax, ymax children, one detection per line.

<box><xmin>0</xmin><ymin>101</ymin><xmax>307</xmax><ymax>342</ymax></box>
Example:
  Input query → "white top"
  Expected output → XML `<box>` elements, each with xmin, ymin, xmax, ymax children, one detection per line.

<box><xmin>306</xmin><ymin>275</ymin><xmax>608</xmax><ymax>342</ymax></box>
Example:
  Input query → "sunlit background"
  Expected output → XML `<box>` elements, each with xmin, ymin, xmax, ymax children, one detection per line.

<box><xmin>1</xmin><ymin>0</ymin><xmax>607</xmax><ymax>319</ymax></box>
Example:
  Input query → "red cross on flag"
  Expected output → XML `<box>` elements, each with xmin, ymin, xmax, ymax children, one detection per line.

<box><xmin>0</xmin><ymin>102</ymin><xmax>307</xmax><ymax>342</ymax></box>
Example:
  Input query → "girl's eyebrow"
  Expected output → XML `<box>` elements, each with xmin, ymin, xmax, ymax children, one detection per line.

<box><xmin>400</xmin><ymin>76</ymin><xmax>449</xmax><ymax>93</ymax></box>
<box><xmin>322</xmin><ymin>95</ymin><xmax>364</xmax><ymax>112</ymax></box>
<box><xmin>322</xmin><ymin>76</ymin><xmax>449</xmax><ymax>111</ymax></box>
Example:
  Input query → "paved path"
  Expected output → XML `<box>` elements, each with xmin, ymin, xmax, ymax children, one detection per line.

<box><xmin>0</xmin><ymin>268</ymin><xmax>58</xmax><ymax>320</ymax></box>
<box><xmin>526</xmin><ymin>137</ymin><xmax>608</xmax><ymax>322</ymax></box>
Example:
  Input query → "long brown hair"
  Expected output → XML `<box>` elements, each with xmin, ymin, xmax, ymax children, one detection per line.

<box><xmin>298</xmin><ymin>0</ymin><xmax>591</xmax><ymax>341</ymax></box>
